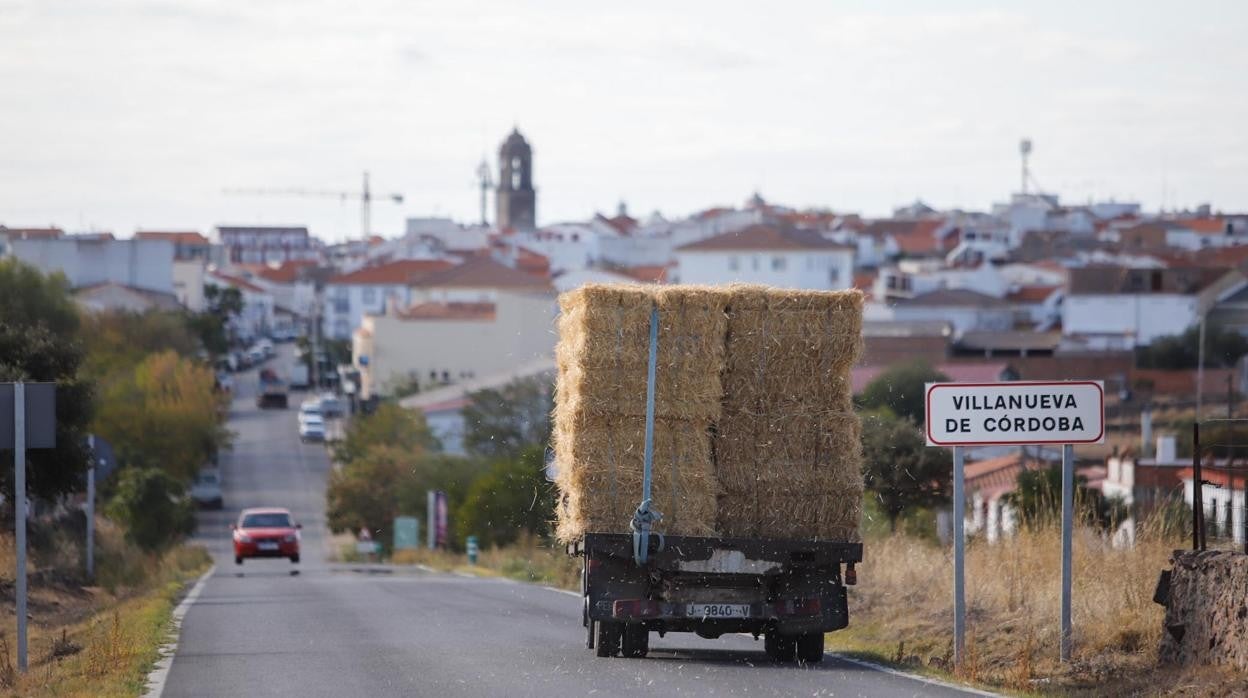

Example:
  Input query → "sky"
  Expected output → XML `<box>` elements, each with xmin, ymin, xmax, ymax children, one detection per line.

<box><xmin>2</xmin><ymin>0</ymin><xmax>1246</xmax><ymax>242</ymax></box>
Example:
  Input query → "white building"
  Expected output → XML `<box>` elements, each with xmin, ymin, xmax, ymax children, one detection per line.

<box><xmin>354</xmin><ymin>290</ymin><xmax>557</xmax><ymax>399</ymax></box>
<box><xmin>207</xmin><ymin>271</ymin><xmax>276</xmax><ymax>342</ymax></box>
<box><xmin>870</xmin><ymin>288</ymin><xmax>1014</xmax><ymax>338</ymax></box>
<box><xmin>9</xmin><ymin>236</ymin><xmax>175</xmax><ymax>294</ymax></box>
<box><xmin>323</xmin><ymin>259</ymin><xmax>456</xmax><ymax>340</ymax></box>
<box><xmin>211</xmin><ymin>225</ymin><xmax>317</xmax><ymax>265</ymax></box>
<box><xmin>1062</xmin><ymin>266</ymin><xmax>1241</xmax><ymax>350</ymax></box>
<box><xmin>674</xmin><ymin>225</ymin><xmax>855</xmax><ymax>289</ymax></box>
<box><xmin>408</xmin><ymin>255</ymin><xmax>554</xmax><ymax>304</ymax></box>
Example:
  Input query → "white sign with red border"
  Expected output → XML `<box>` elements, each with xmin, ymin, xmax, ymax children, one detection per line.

<box><xmin>925</xmin><ymin>381</ymin><xmax>1105</xmax><ymax>446</ymax></box>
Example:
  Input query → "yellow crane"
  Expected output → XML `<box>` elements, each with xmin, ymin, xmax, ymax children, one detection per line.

<box><xmin>224</xmin><ymin>171</ymin><xmax>403</xmax><ymax>239</ymax></box>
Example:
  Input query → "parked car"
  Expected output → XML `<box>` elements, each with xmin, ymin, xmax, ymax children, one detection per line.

<box><xmin>299</xmin><ymin>398</ymin><xmax>323</xmax><ymax>418</ymax></box>
<box><xmin>299</xmin><ymin>413</ymin><xmax>325</xmax><ymax>442</ymax></box>
<box><xmin>190</xmin><ymin>469</ymin><xmax>224</xmax><ymax>510</ymax></box>
<box><xmin>232</xmin><ymin>508</ymin><xmax>301</xmax><ymax>564</ymax></box>
<box><xmin>215</xmin><ymin>371</ymin><xmax>235</xmax><ymax>393</ymax></box>
<box><xmin>319</xmin><ymin>394</ymin><xmax>345</xmax><ymax>418</ymax></box>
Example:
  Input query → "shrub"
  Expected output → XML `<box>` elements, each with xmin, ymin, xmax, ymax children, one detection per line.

<box><xmin>107</xmin><ymin>468</ymin><xmax>194</xmax><ymax>552</ymax></box>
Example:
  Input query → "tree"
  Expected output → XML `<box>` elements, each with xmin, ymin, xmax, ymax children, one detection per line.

<box><xmin>858</xmin><ymin>361</ymin><xmax>949</xmax><ymax>424</ymax></box>
<box><xmin>461</xmin><ymin>377</ymin><xmax>552</xmax><ymax>459</ymax></box>
<box><xmin>332</xmin><ymin>403</ymin><xmax>438</xmax><ymax>466</ymax></box>
<box><xmin>455</xmin><ymin>445</ymin><xmax>554</xmax><ymax>547</ymax></box>
<box><xmin>92</xmin><ymin>351</ymin><xmax>228</xmax><ymax>482</ymax></box>
<box><xmin>107</xmin><ymin>467</ymin><xmax>195</xmax><ymax>551</ymax></box>
<box><xmin>1135</xmin><ymin>323</ymin><xmax>1248</xmax><ymax>370</ymax></box>
<box><xmin>861</xmin><ymin>410</ymin><xmax>952</xmax><ymax>532</ymax></box>
<box><xmin>80</xmin><ymin>310</ymin><xmax>200</xmax><ymax>378</ymax></box>
<box><xmin>201</xmin><ymin>285</ymin><xmax>243</xmax><ymax>352</ymax></box>
<box><xmin>1004</xmin><ymin>464</ymin><xmax>1126</xmax><ymax>531</ymax></box>
<box><xmin>0</xmin><ymin>259</ymin><xmax>94</xmax><ymax>502</ymax></box>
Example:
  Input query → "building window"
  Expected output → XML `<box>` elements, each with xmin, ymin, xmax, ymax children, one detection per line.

<box><xmin>829</xmin><ymin>267</ymin><xmax>840</xmax><ymax>285</ymax></box>
<box><xmin>363</xmin><ymin>287</ymin><xmax>376</xmax><ymax>305</ymax></box>
<box><xmin>771</xmin><ymin>256</ymin><xmax>786</xmax><ymax>271</ymax></box>
<box><xmin>729</xmin><ymin>256</ymin><xmax>739</xmax><ymax>271</ymax></box>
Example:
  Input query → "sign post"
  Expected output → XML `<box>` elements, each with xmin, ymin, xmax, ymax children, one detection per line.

<box><xmin>925</xmin><ymin>381</ymin><xmax>1104</xmax><ymax>667</ymax></box>
<box><xmin>2</xmin><ymin>382</ymin><xmax>56</xmax><ymax>673</ymax></box>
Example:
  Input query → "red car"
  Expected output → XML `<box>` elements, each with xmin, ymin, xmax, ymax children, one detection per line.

<box><xmin>232</xmin><ymin>507</ymin><xmax>301</xmax><ymax>565</ymax></box>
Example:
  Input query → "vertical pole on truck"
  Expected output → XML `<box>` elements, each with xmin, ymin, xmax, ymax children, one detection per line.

<box><xmin>14</xmin><ymin>383</ymin><xmax>27</xmax><ymax>672</ymax></box>
<box><xmin>631</xmin><ymin>306</ymin><xmax>662</xmax><ymax>565</ymax></box>
<box><xmin>952</xmin><ymin>445</ymin><xmax>965</xmax><ymax>669</ymax></box>
<box><xmin>1060</xmin><ymin>443</ymin><xmax>1074</xmax><ymax>663</ymax></box>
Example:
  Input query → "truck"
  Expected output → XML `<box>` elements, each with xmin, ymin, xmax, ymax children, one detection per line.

<box><xmin>571</xmin><ymin>532</ymin><xmax>860</xmax><ymax>661</ymax></box>
<box><xmin>289</xmin><ymin>362</ymin><xmax>311</xmax><ymax>391</ymax></box>
<box><xmin>256</xmin><ymin>368</ymin><xmax>288</xmax><ymax>409</ymax></box>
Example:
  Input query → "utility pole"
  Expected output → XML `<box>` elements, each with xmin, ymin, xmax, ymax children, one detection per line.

<box><xmin>476</xmin><ymin>159</ymin><xmax>493</xmax><ymax>226</ymax></box>
<box><xmin>1197</xmin><ymin>315</ymin><xmax>1207</xmax><ymax>421</ymax></box>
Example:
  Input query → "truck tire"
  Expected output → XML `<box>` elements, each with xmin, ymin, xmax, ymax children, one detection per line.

<box><xmin>796</xmin><ymin>632</ymin><xmax>824</xmax><ymax>663</ymax></box>
<box><xmin>595</xmin><ymin>621</ymin><xmax>621</xmax><ymax>658</ymax></box>
<box><xmin>764</xmin><ymin>633</ymin><xmax>796</xmax><ymax>662</ymax></box>
<box><xmin>622</xmin><ymin>625</ymin><xmax>649</xmax><ymax>658</ymax></box>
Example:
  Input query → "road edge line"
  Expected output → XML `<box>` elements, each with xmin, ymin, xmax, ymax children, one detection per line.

<box><xmin>142</xmin><ymin>564</ymin><xmax>216</xmax><ymax>698</ymax></box>
<box><xmin>826</xmin><ymin>652</ymin><xmax>1000</xmax><ymax>697</ymax></box>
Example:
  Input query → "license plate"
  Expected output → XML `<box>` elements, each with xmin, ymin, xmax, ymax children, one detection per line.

<box><xmin>258</xmin><ymin>542</ymin><xmax>279</xmax><ymax>551</ymax></box>
<box><xmin>686</xmin><ymin>603</ymin><xmax>750</xmax><ymax>619</ymax></box>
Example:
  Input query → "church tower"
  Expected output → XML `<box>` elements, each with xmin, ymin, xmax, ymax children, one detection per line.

<box><xmin>496</xmin><ymin>128</ymin><xmax>536</xmax><ymax>231</ymax></box>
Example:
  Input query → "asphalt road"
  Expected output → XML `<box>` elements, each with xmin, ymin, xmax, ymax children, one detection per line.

<box><xmin>162</xmin><ymin>350</ymin><xmax>984</xmax><ymax>697</ymax></box>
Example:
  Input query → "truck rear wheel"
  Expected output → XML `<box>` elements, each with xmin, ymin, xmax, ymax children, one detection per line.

<box><xmin>621</xmin><ymin>625</ymin><xmax>649</xmax><ymax>658</ymax></box>
<box><xmin>594</xmin><ymin>621</ymin><xmax>621</xmax><ymax>657</ymax></box>
<box><xmin>764</xmin><ymin>633</ymin><xmax>796</xmax><ymax>662</ymax></box>
<box><xmin>796</xmin><ymin>632</ymin><xmax>824</xmax><ymax>663</ymax></box>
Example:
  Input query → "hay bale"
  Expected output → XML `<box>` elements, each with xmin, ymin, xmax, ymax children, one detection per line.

<box><xmin>715</xmin><ymin>286</ymin><xmax>865</xmax><ymax>541</ymax></box>
<box><xmin>553</xmin><ymin>283</ymin><xmax>865</xmax><ymax>544</ymax></box>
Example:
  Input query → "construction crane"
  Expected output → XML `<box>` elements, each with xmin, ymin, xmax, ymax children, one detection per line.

<box><xmin>224</xmin><ymin>171</ymin><xmax>403</xmax><ymax>239</ymax></box>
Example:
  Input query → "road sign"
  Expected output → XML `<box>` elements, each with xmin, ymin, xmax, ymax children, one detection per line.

<box><xmin>427</xmin><ymin>490</ymin><xmax>448</xmax><ymax>549</ymax></box>
<box><xmin>393</xmin><ymin>516</ymin><xmax>420</xmax><ymax>550</ymax></box>
<box><xmin>925</xmin><ymin>381</ymin><xmax>1104</xmax><ymax>446</ymax></box>
<box><xmin>0</xmin><ymin>383</ymin><xmax>56</xmax><ymax>450</ymax></box>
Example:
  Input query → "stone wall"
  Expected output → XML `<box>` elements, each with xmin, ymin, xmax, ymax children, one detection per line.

<box><xmin>1159</xmin><ymin>550</ymin><xmax>1248</xmax><ymax>668</ymax></box>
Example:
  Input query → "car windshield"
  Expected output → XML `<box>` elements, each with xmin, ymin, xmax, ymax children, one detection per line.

<box><xmin>196</xmin><ymin>473</ymin><xmax>219</xmax><ymax>485</ymax></box>
<box><xmin>241</xmin><ymin>513</ymin><xmax>292</xmax><ymax>528</ymax></box>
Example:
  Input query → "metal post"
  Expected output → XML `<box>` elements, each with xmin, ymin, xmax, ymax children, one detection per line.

<box><xmin>1193</xmin><ymin>422</ymin><xmax>1204</xmax><ymax>551</ymax></box>
<box><xmin>86</xmin><ymin>444</ymin><xmax>96</xmax><ymax>581</ymax></box>
<box><xmin>1060</xmin><ymin>443</ymin><xmax>1074</xmax><ymax>663</ymax></box>
<box><xmin>1196</xmin><ymin>316</ymin><xmax>1206</xmax><ymax>421</ymax></box>
<box><xmin>633</xmin><ymin>306</ymin><xmax>660</xmax><ymax>565</ymax></box>
<box><xmin>14</xmin><ymin>383</ymin><xmax>28</xmax><ymax>672</ymax></box>
<box><xmin>952</xmin><ymin>445</ymin><xmax>965</xmax><ymax>668</ymax></box>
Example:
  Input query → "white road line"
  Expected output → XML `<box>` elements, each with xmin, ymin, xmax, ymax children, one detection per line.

<box><xmin>142</xmin><ymin>565</ymin><xmax>215</xmax><ymax>698</ymax></box>
<box><xmin>826</xmin><ymin>653</ymin><xmax>999</xmax><ymax>697</ymax></box>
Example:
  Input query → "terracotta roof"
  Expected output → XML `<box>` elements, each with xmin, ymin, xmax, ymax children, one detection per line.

<box><xmin>208</xmin><ymin>271</ymin><xmax>268</xmax><ymax>294</ymax></box>
<box><xmin>1175</xmin><ymin>218</ymin><xmax>1228</xmax><ymax>234</ymax></box>
<box><xmin>895</xmin><ymin>288</ymin><xmax>1008</xmax><ymax>308</ymax></box>
<box><xmin>1068</xmin><ymin>265</ymin><xmax>1230</xmax><ymax>295</ymax></box>
<box><xmin>853</xmin><ymin>271</ymin><xmax>877</xmax><ymax>292</ymax></box>
<box><xmin>410</xmin><ymin>256</ymin><xmax>553</xmax><ymax>291</ymax></box>
<box><xmin>963</xmin><ymin>454</ymin><xmax>1048</xmax><ymax>492</ymax></box>
<box><xmin>397</xmin><ymin>301</ymin><xmax>496</xmax><ymax>321</ymax></box>
<box><xmin>254</xmin><ymin>259</ymin><xmax>318</xmax><ymax>284</ymax></box>
<box><xmin>619</xmin><ymin>265</ymin><xmax>670</xmax><ymax>284</ymax></box>
<box><xmin>515</xmin><ymin>247</ymin><xmax>551</xmax><ymax>276</ymax></box>
<box><xmin>0</xmin><ymin>227</ymin><xmax>64</xmax><ymax>239</ymax></box>
<box><xmin>695</xmin><ymin>207</ymin><xmax>734</xmax><ymax>221</ymax></box>
<box><xmin>73</xmin><ymin>282</ymin><xmax>182</xmax><ymax>311</ymax></box>
<box><xmin>1006</xmin><ymin>285</ymin><xmax>1061</xmax><ymax>303</ymax></box>
<box><xmin>851</xmin><ymin>361</ymin><xmax>1011</xmax><ymax>394</ymax></box>
<box><xmin>596</xmin><ymin>213</ymin><xmax>639</xmax><ymax>235</ymax></box>
<box><xmin>861</xmin><ymin>219</ymin><xmax>947</xmax><ymax>255</ymax></box>
<box><xmin>328</xmin><ymin>259</ymin><xmax>455</xmax><ymax>285</ymax></box>
<box><xmin>676</xmin><ymin>225</ymin><xmax>853</xmax><ymax>252</ymax></box>
<box><xmin>135</xmin><ymin>231</ymin><xmax>208</xmax><ymax>245</ymax></box>
<box><xmin>958</xmin><ymin>331</ymin><xmax>1062</xmax><ymax>352</ymax></box>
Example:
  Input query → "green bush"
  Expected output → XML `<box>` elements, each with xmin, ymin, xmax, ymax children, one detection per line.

<box><xmin>107</xmin><ymin>468</ymin><xmax>195</xmax><ymax>552</ymax></box>
<box><xmin>455</xmin><ymin>446</ymin><xmax>554</xmax><ymax>548</ymax></box>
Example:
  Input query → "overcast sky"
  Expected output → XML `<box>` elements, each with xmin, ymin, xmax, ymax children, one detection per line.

<box><xmin>2</xmin><ymin>0</ymin><xmax>1246</xmax><ymax>242</ymax></box>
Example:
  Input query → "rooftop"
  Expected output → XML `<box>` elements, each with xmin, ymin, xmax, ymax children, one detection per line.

<box><xmin>1005</xmin><ymin>285</ymin><xmax>1062</xmax><ymax>303</ymax></box>
<box><xmin>409</xmin><ymin>256</ymin><xmax>553</xmax><ymax>291</ymax></box>
<box><xmin>894</xmin><ymin>288</ymin><xmax>1009</xmax><ymax>308</ymax></box>
<box><xmin>328</xmin><ymin>259</ymin><xmax>455</xmax><ymax>285</ymax></box>
<box><xmin>208</xmin><ymin>271</ymin><xmax>267</xmax><ymax>294</ymax></box>
<box><xmin>676</xmin><ymin>224</ymin><xmax>853</xmax><ymax>252</ymax></box>
<box><xmin>397</xmin><ymin>301</ymin><xmax>496</xmax><ymax>321</ymax></box>
<box><xmin>1068</xmin><ymin>265</ymin><xmax>1231</xmax><ymax>295</ymax></box>
<box><xmin>135</xmin><ymin>231</ymin><xmax>209</xmax><ymax>245</ymax></box>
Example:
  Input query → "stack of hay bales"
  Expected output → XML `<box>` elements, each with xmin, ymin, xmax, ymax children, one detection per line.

<box><xmin>715</xmin><ymin>287</ymin><xmax>864</xmax><ymax>540</ymax></box>
<box><xmin>552</xmin><ymin>285</ymin><xmax>728</xmax><ymax>543</ymax></box>
<box><xmin>552</xmin><ymin>283</ymin><xmax>864</xmax><ymax>543</ymax></box>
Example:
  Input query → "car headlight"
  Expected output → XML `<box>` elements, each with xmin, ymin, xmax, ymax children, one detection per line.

<box><xmin>236</xmin><ymin>533</ymin><xmax>252</xmax><ymax>543</ymax></box>
<box><xmin>284</xmin><ymin>534</ymin><xmax>298</xmax><ymax>543</ymax></box>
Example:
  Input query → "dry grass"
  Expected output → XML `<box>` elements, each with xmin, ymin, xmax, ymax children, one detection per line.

<box><xmin>830</xmin><ymin>522</ymin><xmax>1248</xmax><ymax>695</ymax></box>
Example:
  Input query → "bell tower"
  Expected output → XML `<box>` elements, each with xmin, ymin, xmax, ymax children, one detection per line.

<box><xmin>496</xmin><ymin>128</ymin><xmax>536</xmax><ymax>231</ymax></box>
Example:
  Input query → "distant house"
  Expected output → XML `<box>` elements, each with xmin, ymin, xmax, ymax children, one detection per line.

<box><xmin>73</xmin><ymin>282</ymin><xmax>182</xmax><ymax>314</ymax></box>
<box><xmin>858</xmin><ymin>218</ymin><xmax>955</xmax><ymax>263</ymax></box>
<box><xmin>674</xmin><ymin>224</ymin><xmax>855</xmax><ymax>289</ymax></box>
<box><xmin>211</xmin><ymin>225</ymin><xmax>317</xmax><ymax>265</ymax></box>
<box><xmin>134</xmin><ymin>231</ymin><xmax>212</xmax><ymax>261</ymax></box>
<box><xmin>408</xmin><ymin>255</ymin><xmax>554</xmax><ymax>304</ymax></box>
<box><xmin>1062</xmin><ymin>265</ymin><xmax>1241</xmax><ymax>350</ymax></box>
<box><xmin>208</xmin><ymin>271</ymin><xmax>275</xmax><ymax>342</ymax></box>
<box><xmin>323</xmin><ymin>259</ymin><xmax>456</xmax><ymax>340</ymax></box>
<box><xmin>8</xmin><ymin>236</ymin><xmax>175</xmax><ymax>294</ymax></box>
<box><xmin>875</xmin><ymin>288</ymin><xmax>1014</xmax><ymax>338</ymax></box>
